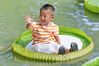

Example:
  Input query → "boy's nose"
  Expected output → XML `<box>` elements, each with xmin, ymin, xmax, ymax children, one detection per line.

<box><xmin>42</xmin><ymin>17</ymin><xmax>45</xmax><ymax>21</ymax></box>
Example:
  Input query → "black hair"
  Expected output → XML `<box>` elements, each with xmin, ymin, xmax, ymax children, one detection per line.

<box><xmin>40</xmin><ymin>4</ymin><xmax>55</xmax><ymax>15</ymax></box>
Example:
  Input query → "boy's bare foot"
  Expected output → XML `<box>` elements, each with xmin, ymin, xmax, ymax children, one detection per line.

<box><xmin>54</xmin><ymin>51</ymin><xmax>58</xmax><ymax>54</ymax></box>
<box><xmin>65</xmin><ymin>48</ymin><xmax>70</xmax><ymax>54</ymax></box>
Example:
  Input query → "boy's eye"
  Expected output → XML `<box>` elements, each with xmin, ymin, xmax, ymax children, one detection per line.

<box><xmin>40</xmin><ymin>15</ymin><xmax>47</xmax><ymax>17</ymax></box>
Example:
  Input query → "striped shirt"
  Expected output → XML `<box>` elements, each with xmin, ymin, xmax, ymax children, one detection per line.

<box><xmin>31</xmin><ymin>21</ymin><xmax>59</xmax><ymax>45</ymax></box>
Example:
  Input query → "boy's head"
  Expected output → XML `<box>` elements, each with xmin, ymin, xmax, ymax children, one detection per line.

<box><xmin>39</xmin><ymin>4</ymin><xmax>55</xmax><ymax>26</ymax></box>
<box><xmin>40</xmin><ymin>4</ymin><xmax>55</xmax><ymax>16</ymax></box>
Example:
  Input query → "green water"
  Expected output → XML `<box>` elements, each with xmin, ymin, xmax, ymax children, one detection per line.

<box><xmin>0</xmin><ymin>0</ymin><xmax>99</xmax><ymax>66</ymax></box>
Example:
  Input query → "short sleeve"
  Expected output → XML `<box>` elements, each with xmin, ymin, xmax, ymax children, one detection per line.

<box><xmin>52</xmin><ymin>25</ymin><xmax>59</xmax><ymax>36</ymax></box>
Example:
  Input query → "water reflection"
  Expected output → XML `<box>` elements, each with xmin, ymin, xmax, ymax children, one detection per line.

<box><xmin>84</xmin><ymin>8</ymin><xmax>99</xmax><ymax>22</ymax></box>
<box><xmin>0</xmin><ymin>47</ymin><xmax>13</xmax><ymax>65</ymax></box>
<box><xmin>12</xmin><ymin>51</ymin><xmax>93</xmax><ymax>66</ymax></box>
<box><xmin>84</xmin><ymin>8</ymin><xmax>99</xmax><ymax>31</ymax></box>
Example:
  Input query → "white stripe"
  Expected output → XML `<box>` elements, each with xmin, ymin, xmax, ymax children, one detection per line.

<box><xmin>35</xmin><ymin>41</ymin><xmax>40</xmax><ymax>43</ymax></box>
<box><xmin>34</xmin><ymin>31</ymin><xmax>50</xmax><ymax>34</ymax></box>
<box><xmin>37</xmin><ymin>29</ymin><xmax>57</xmax><ymax>32</ymax></box>
<box><xmin>37</xmin><ymin>29</ymin><xmax>50</xmax><ymax>31</ymax></box>
<box><xmin>34</xmin><ymin>33</ymin><xmax>50</xmax><ymax>37</ymax></box>
<box><xmin>36</xmin><ymin>25</ymin><xmax>42</xmax><ymax>27</ymax></box>
<box><xmin>36</xmin><ymin>25</ymin><xmax>51</xmax><ymax>29</ymax></box>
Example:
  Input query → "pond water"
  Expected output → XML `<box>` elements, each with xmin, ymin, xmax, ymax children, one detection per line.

<box><xmin>0</xmin><ymin>0</ymin><xmax>99</xmax><ymax>66</ymax></box>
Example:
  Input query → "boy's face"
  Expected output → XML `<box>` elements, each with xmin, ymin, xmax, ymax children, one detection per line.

<box><xmin>39</xmin><ymin>9</ymin><xmax>54</xmax><ymax>25</ymax></box>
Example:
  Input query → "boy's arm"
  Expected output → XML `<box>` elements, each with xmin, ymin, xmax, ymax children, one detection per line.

<box><xmin>54</xmin><ymin>35</ymin><xmax>61</xmax><ymax>45</ymax></box>
<box><xmin>25</xmin><ymin>23</ymin><xmax>33</xmax><ymax>30</ymax></box>
<box><xmin>25</xmin><ymin>15</ymin><xmax>34</xmax><ymax>30</ymax></box>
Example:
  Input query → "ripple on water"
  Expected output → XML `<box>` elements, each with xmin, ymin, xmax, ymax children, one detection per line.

<box><xmin>0</xmin><ymin>47</ymin><xmax>13</xmax><ymax>65</ymax></box>
<box><xmin>0</xmin><ymin>47</ymin><xmax>12</xmax><ymax>57</ymax></box>
<box><xmin>90</xmin><ymin>28</ymin><xmax>99</xmax><ymax>31</ymax></box>
<box><xmin>0</xmin><ymin>47</ymin><xmax>11</xmax><ymax>54</ymax></box>
<box><xmin>0</xmin><ymin>46</ymin><xmax>6</xmax><ymax>51</ymax></box>
<box><xmin>85</xmin><ymin>21</ymin><xmax>99</xmax><ymax>31</ymax></box>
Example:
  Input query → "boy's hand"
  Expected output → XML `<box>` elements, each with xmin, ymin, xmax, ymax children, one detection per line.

<box><xmin>25</xmin><ymin>15</ymin><xmax>34</xmax><ymax>24</ymax></box>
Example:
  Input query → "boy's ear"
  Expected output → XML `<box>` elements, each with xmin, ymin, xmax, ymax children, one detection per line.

<box><xmin>51</xmin><ymin>16</ymin><xmax>54</xmax><ymax>20</ymax></box>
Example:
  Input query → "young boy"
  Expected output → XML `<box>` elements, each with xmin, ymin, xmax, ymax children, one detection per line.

<box><xmin>25</xmin><ymin>4</ymin><xmax>78</xmax><ymax>54</ymax></box>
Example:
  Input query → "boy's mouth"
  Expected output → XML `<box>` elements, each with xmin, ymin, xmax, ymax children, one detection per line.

<box><xmin>40</xmin><ymin>21</ymin><xmax>49</xmax><ymax>25</ymax></box>
<box><xmin>41</xmin><ymin>21</ymin><xmax>46</xmax><ymax>23</ymax></box>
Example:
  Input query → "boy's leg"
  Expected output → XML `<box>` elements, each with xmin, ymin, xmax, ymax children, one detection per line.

<box><xmin>43</xmin><ymin>42</ymin><xmax>60</xmax><ymax>54</ymax></box>
<box><xmin>34</xmin><ymin>42</ymin><xmax>61</xmax><ymax>54</ymax></box>
<box><xmin>34</xmin><ymin>44</ymin><xmax>50</xmax><ymax>53</ymax></box>
<box><xmin>58</xmin><ymin>42</ymin><xmax>78</xmax><ymax>54</ymax></box>
<box><xmin>49</xmin><ymin>42</ymin><xmax>66</xmax><ymax>55</ymax></box>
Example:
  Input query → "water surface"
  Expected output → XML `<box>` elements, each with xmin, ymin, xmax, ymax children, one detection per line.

<box><xmin>0</xmin><ymin>0</ymin><xmax>99</xmax><ymax>66</ymax></box>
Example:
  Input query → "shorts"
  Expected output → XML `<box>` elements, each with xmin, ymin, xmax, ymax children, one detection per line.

<box><xmin>25</xmin><ymin>40</ymin><xmax>61</xmax><ymax>54</ymax></box>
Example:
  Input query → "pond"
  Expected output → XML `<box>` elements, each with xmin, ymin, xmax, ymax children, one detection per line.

<box><xmin>0</xmin><ymin>0</ymin><xmax>99</xmax><ymax>66</ymax></box>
